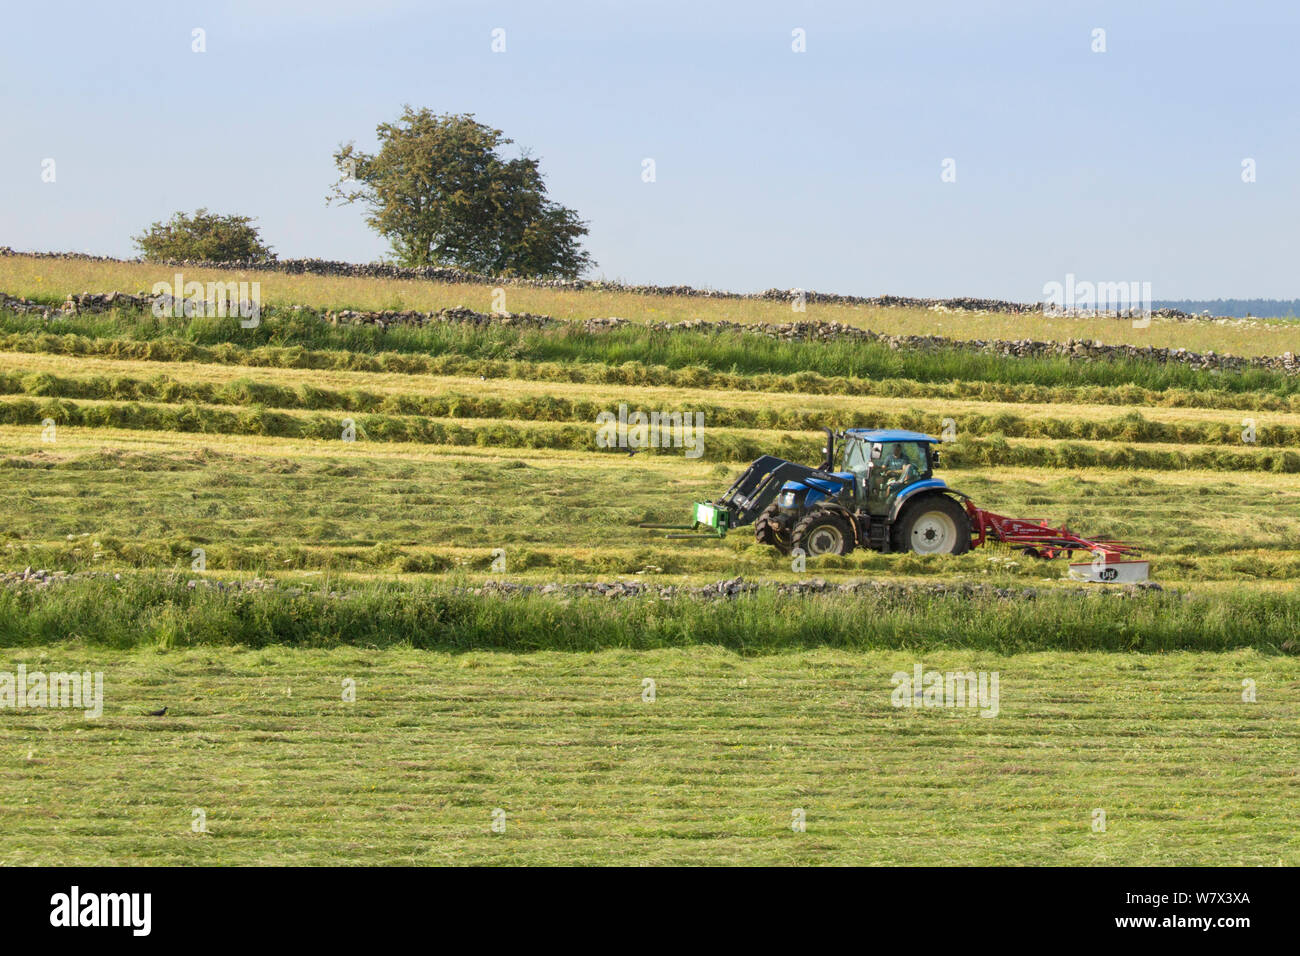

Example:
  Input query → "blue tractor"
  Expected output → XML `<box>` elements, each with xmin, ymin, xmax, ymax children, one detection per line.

<box><xmin>644</xmin><ymin>428</ymin><xmax>973</xmax><ymax>556</ymax></box>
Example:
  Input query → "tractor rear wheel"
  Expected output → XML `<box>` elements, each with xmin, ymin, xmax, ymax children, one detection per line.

<box><xmin>754</xmin><ymin>505</ymin><xmax>793</xmax><ymax>555</ymax></box>
<box><xmin>892</xmin><ymin>495</ymin><xmax>971</xmax><ymax>555</ymax></box>
<box><xmin>791</xmin><ymin>510</ymin><xmax>856</xmax><ymax>557</ymax></box>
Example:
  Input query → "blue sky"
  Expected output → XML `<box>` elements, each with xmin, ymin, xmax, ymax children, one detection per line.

<box><xmin>3</xmin><ymin>0</ymin><xmax>1298</xmax><ymax>299</ymax></box>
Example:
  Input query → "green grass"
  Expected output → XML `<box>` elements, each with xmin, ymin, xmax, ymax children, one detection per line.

<box><xmin>2</xmin><ymin>573</ymin><xmax>1300</xmax><ymax>654</ymax></box>
<box><xmin>3</xmin><ymin>307</ymin><xmax>1296</xmax><ymax>394</ymax></box>
<box><xmin>4</xmin><ymin>439</ymin><xmax>1300</xmax><ymax>582</ymax></box>
<box><xmin>8</xmin><ymin>251</ymin><xmax>1300</xmax><ymax>357</ymax></box>
<box><xmin>1</xmin><ymin>644</ymin><xmax>1295</xmax><ymax>865</ymax></box>
<box><xmin>4</xmin><ymin>396</ymin><xmax>1298</xmax><ymax>474</ymax></box>
<box><xmin>8</xmin><ymin>325</ymin><xmax>1300</xmax><ymax>414</ymax></box>
<box><xmin>5</xmin><ymin>369</ymin><xmax>1300</xmax><ymax>447</ymax></box>
<box><xmin>1</xmin><ymin>264</ymin><xmax>1297</xmax><ymax>866</ymax></box>
<box><xmin>8</xmin><ymin>346</ymin><xmax>1300</xmax><ymax>413</ymax></box>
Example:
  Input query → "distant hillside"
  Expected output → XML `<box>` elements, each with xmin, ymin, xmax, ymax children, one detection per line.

<box><xmin>1154</xmin><ymin>299</ymin><xmax>1300</xmax><ymax>319</ymax></box>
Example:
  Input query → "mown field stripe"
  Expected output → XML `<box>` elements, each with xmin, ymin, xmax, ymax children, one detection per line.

<box><xmin>4</xmin><ymin>328</ymin><xmax>1299</xmax><ymax>412</ymax></box>
<box><xmin>3</xmin><ymin>306</ymin><xmax>1298</xmax><ymax>395</ymax></box>
<box><xmin>2</xmin><ymin>362</ymin><xmax>1299</xmax><ymax>445</ymax></box>
<box><xmin>5</xmin><ymin>429</ymin><xmax>1300</xmax><ymax>582</ymax></box>
<box><xmin>3</xmin><ymin>395</ymin><xmax>1298</xmax><ymax>471</ymax></box>
<box><xmin>1</xmin><ymin>347</ymin><xmax>1298</xmax><ymax>419</ymax></box>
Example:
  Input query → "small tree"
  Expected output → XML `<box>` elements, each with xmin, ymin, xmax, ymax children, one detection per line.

<box><xmin>133</xmin><ymin>209</ymin><xmax>274</xmax><ymax>261</ymax></box>
<box><xmin>329</xmin><ymin>107</ymin><xmax>593</xmax><ymax>277</ymax></box>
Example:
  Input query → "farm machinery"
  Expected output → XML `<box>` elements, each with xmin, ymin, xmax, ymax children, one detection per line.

<box><xmin>640</xmin><ymin>428</ymin><xmax>1147</xmax><ymax>581</ymax></box>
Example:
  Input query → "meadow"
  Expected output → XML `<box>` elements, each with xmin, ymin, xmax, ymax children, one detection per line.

<box><xmin>3</xmin><ymin>644</ymin><xmax>1295</xmax><ymax>865</ymax></box>
<box><xmin>0</xmin><ymin>254</ymin><xmax>1296</xmax><ymax>865</ymax></box>
<box><xmin>7</xmin><ymin>252</ymin><xmax>1300</xmax><ymax>356</ymax></box>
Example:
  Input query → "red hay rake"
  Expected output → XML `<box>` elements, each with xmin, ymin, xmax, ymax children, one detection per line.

<box><xmin>965</xmin><ymin>502</ymin><xmax>1140</xmax><ymax>561</ymax></box>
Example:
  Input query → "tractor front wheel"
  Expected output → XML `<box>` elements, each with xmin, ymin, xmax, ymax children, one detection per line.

<box><xmin>754</xmin><ymin>505</ymin><xmax>793</xmax><ymax>555</ymax></box>
<box><xmin>791</xmin><ymin>510</ymin><xmax>856</xmax><ymax>557</ymax></box>
<box><xmin>892</xmin><ymin>495</ymin><xmax>971</xmax><ymax>555</ymax></box>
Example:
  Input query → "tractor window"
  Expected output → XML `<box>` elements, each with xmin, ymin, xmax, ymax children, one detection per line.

<box><xmin>842</xmin><ymin>439</ymin><xmax>870</xmax><ymax>474</ymax></box>
<box><xmin>893</xmin><ymin>443</ymin><xmax>928</xmax><ymax>478</ymax></box>
<box><xmin>866</xmin><ymin>441</ymin><xmax>930</xmax><ymax>510</ymax></box>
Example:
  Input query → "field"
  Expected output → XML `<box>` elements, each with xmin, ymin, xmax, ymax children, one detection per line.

<box><xmin>7</xmin><ymin>252</ymin><xmax>1300</xmax><ymax>356</ymax></box>
<box><xmin>3</xmin><ymin>645</ymin><xmax>1295</xmax><ymax>865</ymax></box>
<box><xmin>1</xmin><ymin>253</ymin><xmax>1297</xmax><ymax>865</ymax></box>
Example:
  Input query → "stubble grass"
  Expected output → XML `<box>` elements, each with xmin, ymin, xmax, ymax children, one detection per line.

<box><xmin>1</xmin><ymin>644</ymin><xmax>1294</xmax><ymax>865</ymax></box>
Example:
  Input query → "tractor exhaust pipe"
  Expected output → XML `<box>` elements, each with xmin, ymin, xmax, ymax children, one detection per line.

<box><xmin>819</xmin><ymin>428</ymin><xmax>835</xmax><ymax>472</ymax></box>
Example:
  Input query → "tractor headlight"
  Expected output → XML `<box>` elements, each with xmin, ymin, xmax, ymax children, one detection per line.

<box><xmin>779</xmin><ymin>491</ymin><xmax>797</xmax><ymax>507</ymax></box>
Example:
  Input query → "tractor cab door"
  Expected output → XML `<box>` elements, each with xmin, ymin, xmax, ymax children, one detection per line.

<box><xmin>840</xmin><ymin>436</ymin><xmax>872</xmax><ymax>500</ymax></box>
<box><xmin>864</xmin><ymin>441</ymin><xmax>930</xmax><ymax>514</ymax></box>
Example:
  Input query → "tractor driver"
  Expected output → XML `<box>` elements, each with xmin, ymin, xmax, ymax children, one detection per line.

<box><xmin>882</xmin><ymin>443</ymin><xmax>916</xmax><ymax>496</ymax></box>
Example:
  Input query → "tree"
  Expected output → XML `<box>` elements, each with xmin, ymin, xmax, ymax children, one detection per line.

<box><xmin>329</xmin><ymin>108</ymin><xmax>594</xmax><ymax>278</ymax></box>
<box><xmin>133</xmin><ymin>209</ymin><xmax>274</xmax><ymax>261</ymax></box>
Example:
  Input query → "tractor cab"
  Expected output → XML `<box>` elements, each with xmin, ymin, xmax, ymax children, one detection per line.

<box><xmin>838</xmin><ymin>429</ymin><xmax>939</xmax><ymax>516</ymax></box>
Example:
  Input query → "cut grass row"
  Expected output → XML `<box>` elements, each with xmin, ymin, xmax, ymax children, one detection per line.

<box><xmin>4</xmin><ymin>644</ymin><xmax>1294</xmax><ymax>865</ymax></box>
<box><xmin>2</xmin><ymin>368</ymin><xmax>1295</xmax><ymax>447</ymax></box>
<box><xmin>2</xmin><ymin>308</ymin><xmax>1297</xmax><ymax>394</ymax></box>
<box><xmin>5</xmin><ymin>326</ymin><xmax>1299</xmax><ymax>412</ymax></box>
<box><xmin>9</xmin><ymin>349</ymin><xmax>1300</xmax><ymax>424</ymax></box>
<box><xmin>5</xmin><ymin>395</ymin><xmax>1299</xmax><ymax>471</ymax></box>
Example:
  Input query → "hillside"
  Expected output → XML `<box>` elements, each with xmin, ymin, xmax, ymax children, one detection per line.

<box><xmin>2</xmin><ymin>251</ymin><xmax>1298</xmax><ymax>866</ymax></box>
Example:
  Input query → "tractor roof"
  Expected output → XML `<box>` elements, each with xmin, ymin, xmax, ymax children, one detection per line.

<box><xmin>844</xmin><ymin>428</ymin><xmax>939</xmax><ymax>443</ymax></box>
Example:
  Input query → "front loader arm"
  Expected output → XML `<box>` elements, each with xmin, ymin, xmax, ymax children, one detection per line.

<box><xmin>716</xmin><ymin>456</ymin><xmax>852</xmax><ymax>527</ymax></box>
<box><xmin>641</xmin><ymin>455</ymin><xmax>853</xmax><ymax>538</ymax></box>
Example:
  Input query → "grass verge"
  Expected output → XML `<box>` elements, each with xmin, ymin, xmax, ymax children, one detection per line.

<box><xmin>1</xmin><ymin>575</ymin><xmax>1298</xmax><ymax>654</ymax></box>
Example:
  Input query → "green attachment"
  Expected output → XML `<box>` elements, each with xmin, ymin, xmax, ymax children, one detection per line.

<box><xmin>637</xmin><ymin>502</ymin><xmax>731</xmax><ymax>540</ymax></box>
<box><xmin>691</xmin><ymin>501</ymin><xmax>732</xmax><ymax>535</ymax></box>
